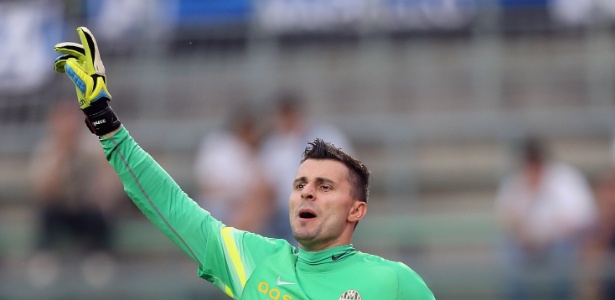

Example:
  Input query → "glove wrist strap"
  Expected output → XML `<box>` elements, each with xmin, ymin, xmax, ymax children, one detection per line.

<box><xmin>84</xmin><ymin>105</ymin><xmax>121</xmax><ymax>136</ymax></box>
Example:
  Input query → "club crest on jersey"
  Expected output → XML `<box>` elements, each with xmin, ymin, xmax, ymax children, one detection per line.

<box><xmin>339</xmin><ymin>290</ymin><xmax>361</xmax><ymax>300</ymax></box>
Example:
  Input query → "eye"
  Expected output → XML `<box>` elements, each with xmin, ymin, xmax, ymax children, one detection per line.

<box><xmin>295</xmin><ymin>183</ymin><xmax>305</xmax><ymax>190</ymax></box>
<box><xmin>320</xmin><ymin>185</ymin><xmax>332</xmax><ymax>191</ymax></box>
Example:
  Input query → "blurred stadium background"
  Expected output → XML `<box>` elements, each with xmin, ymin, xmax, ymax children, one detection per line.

<box><xmin>2</xmin><ymin>0</ymin><xmax>615</xmax><ymax>299</ymax></box>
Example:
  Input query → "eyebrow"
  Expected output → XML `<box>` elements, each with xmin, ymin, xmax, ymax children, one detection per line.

<box><xmin>293</xmin><ymin>176</ymin><xmax>336</xmax><ymax>186</ymax></box>
<box><xmin>293</xmin><ymin>177</ymin><xmax>307</xmax><ymax>187</ymax></box>
<box><xmin>316</xmin><ymin>177</ymin><xmax>335</xmax><ymax>185</ymax></box>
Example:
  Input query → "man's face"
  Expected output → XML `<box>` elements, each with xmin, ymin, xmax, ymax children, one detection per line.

<box><xmin>289</xmin><ymin>159</ymin><xmax>359</xmax><ymax>251</ymax></box>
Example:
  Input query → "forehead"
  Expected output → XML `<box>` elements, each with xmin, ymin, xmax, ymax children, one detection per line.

<box><xmin>295</xmin><ymin>159</ymin><xmax>349</xmax><ymax>182</ymax></box>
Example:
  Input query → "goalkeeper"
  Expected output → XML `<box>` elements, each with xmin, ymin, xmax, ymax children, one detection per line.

<box><xmin>53</xmin><ymin>27</ymin><xmax>435</xmax><ymax>299</ymax></box>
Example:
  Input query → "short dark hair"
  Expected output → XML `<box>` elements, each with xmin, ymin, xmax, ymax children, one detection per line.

<box><xmin>301</xmin><ymin>139</ymin><xmax>370</xmax><ymax>203</ymax></box>
<box><xmin>275</xmin><ymin>90</ymin><xmax>303</xmax><ymax>114</ymax></box>
<box><xmin>521</xmin><ymin>136</ymin><xmax>547</xmax><ymax>165</ymax></box>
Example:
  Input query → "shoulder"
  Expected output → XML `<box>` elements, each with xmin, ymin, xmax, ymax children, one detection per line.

<box><xmin>548</xmin><ymin>162</ymin><xmax>588</xmax><ymax>184</ymax></box>
<box><xmin>355</xmin><ymin>252</ymin><xmax>435</xmax><ymax>299</ymax></box>
<box><xmin>355</xmin><ymin>252</ymin><xmax>424</xmax><ymax>281</ymax></box>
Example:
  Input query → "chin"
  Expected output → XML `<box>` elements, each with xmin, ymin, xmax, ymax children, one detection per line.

<box><xmin>292</xmin><ymin>229</ymin><xmax>316</xmax><ymax>242</ymax></box>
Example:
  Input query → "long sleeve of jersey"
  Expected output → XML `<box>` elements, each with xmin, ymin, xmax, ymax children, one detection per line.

<box><xmin>100</xmin><ymin>127</ymin><xmax>434</xmax><ymax>300</ymax></box>
<box><xmin>100</xmin><ymin>127</ymin><xmax>291</xmax><ymax>298</ymax></box>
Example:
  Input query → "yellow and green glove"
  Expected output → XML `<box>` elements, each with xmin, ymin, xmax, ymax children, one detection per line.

<box><xmin>54</xmin><ymin>27</ymin><xmax>120</xmax><ymax>136</ymax></box>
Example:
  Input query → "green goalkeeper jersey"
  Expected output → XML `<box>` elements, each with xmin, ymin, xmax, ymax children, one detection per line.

<box><xmin>101</xmin><ymin>127</ymin><xmax>435</xmax><ymax>300</ymax></box>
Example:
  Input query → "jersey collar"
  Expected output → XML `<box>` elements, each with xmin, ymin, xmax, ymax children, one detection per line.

<box><xmin>297</xmin><ymin>244</ymin><xmax>356</xmax><ymax>272</ymax></box>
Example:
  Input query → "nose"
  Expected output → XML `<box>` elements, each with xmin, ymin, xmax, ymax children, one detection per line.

<box><xmin>301</xmin><ymin>183</ymin><xmax>315</xmax><ymax>201</ymax></box>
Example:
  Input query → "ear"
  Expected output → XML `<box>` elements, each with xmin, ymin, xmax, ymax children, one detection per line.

<box><xmin>348</xmin><ymin>201</ymin><xmax>367</xmax><ymax>223</ymax></box>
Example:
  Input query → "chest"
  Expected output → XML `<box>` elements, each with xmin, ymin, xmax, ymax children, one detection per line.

<box><xmin>240</xmin><ymin>260</ymin><xmax>397</xmax><ymax>300</ymax></box>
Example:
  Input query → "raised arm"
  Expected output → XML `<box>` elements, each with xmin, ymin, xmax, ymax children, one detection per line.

<box><xmin>52</xmin><ymin>27</ymin><xmax>285</xmax><ymax>298</ymax></box>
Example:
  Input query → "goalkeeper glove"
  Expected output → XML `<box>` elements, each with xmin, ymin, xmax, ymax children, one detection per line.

<box><xmin>54</xmin><ymin>27</ymin><xmax>120</xmax><ymax>136</ymax></box>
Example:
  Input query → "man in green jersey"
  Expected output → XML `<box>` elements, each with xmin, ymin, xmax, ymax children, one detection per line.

<box><xmin>53</xmin><ymin>27</ymin><xmax>435</xmax><ymax>300</ymax></box>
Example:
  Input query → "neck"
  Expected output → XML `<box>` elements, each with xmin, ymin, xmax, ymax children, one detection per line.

<box><xmin>298</xmin><ymin>237</ymin><xmax>353</xmax><ymax>252</ymax></box>
<box><xmin>296</xmin><ymin>245</ymin><xmax>357</xmax><ymax>272</ymax></box>
<box><xmin>297</xmin><ymin>225</ymin><xmax>357</xmax><ymax>252</ymax></box>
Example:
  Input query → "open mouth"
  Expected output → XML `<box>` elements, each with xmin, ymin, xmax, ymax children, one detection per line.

<box><xmin>298</xmin><ymin>208</ymin><xmax>317</xmax><ymax>219</ymax></box>
<box><xmin>299</xmin><ymin>212</ymin><xmax>316</xmax><ymax>219</ymax></box>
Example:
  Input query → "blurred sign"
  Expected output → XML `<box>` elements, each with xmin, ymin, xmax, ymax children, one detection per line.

<box><xmin>174</xmin><ymin>0</ymin><xmax>253</xmax><ymax>26</ymax></box>
<box><xmin>550</xmin><ymin>0</ymin><xmax>615</xmax><ymax>26</ymax></box>
<box><xmin>257</xmin><ymin>0</ymin><xmax>369</xmax><ymax>33</ymax></box>
<box><xmin>256</xmin><ymin>0</ymin><xmax>477</xmax><ymax>34</ymax></box>
<box><xmin>500</xmin><ymin>0</ymin><xmax>547</xmax><ymax>7</ymax></box>
<box><xmin>0</xmin><ymin>1</ymin><xmax>62</xmax><ymax>94</ymax></box>
<box><xmin>377</xmin><ymin>0</ymin><xmax>477</xmax><ymax>30</ymax></box>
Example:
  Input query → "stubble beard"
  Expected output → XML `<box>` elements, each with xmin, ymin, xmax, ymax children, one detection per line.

<box><xmin>292</xmin><ymin>221</ymin><xmax>322</xmax><ymax>245</ymax></box>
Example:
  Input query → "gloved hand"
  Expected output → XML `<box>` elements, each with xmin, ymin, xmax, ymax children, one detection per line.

<box><xmin>54</xmin><ymin>27</ymin><xmax>121</xmax><ymax>136</ymax></box>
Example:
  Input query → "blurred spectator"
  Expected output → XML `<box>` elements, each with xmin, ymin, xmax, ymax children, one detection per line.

<box><xmin>194</xmin><ymin>106</ymin><xmax>273</xmax><ymax>234</ymax></box>
<box><xmin>609</xmin><ymin>134</ymin><xmax>615</xmax><ymax>166</ymax></box>
<box><xmin>582</xmin><ymin>170</ymin><xmax>615</xmax><ymax>300</ymax></box>
<box><xmin>495</xmin><ymin>136</ymin><xmax>596</xmax><ymax>300</ymax></box>
<box><xmin>260</xmin><ymin>91</ymin><xmax>353</xmax><ymax>243</ymax></box>
<box><xmin>27</xmin><ymin>100</ymin><xmax>123</xmax><ymax>288</ymax></box>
